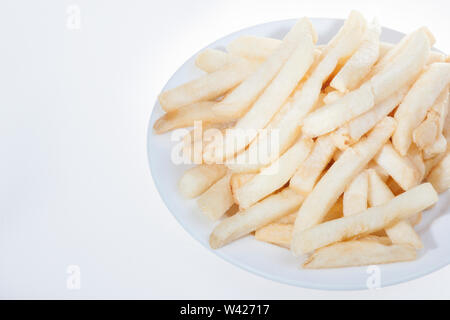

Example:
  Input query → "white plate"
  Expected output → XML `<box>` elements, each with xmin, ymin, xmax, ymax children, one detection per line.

<box><xmin>147</xmin><ymin>18</ymin><xmax>450</xmax><ymax>290</ymax></box>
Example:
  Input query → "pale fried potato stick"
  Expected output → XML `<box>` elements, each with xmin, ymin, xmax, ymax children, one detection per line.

<box><xmin>230</xmin><ymin>173</ymin><xmax>255</xmax><ymax>201</ymax></box>
<box><xmin>368</xmin><ymin>169</ymin><xmax>423</xmax><ymax>249</ymax></box>
<box><xmin>154</xmin><ymin>101</ymin><xmax>225</xmax><ymax>134</ymax></box>
<box><xmin>323</xmin><ymin>90</ymin><xmax>345</xmax><ymax>104</ymax></box>
<box><xmin>195</xmin><ymin>48</ymin><xmax>263</xmax><ymax>73</ymax></box>
<box><xmin>318</xmin><ymin>11</ymin><xmax>366</xmax><ymax>59</ymax></box>
<box><xmin>197</xmin><ymin>174</ymin><xmax>234</xmax><ymax>221</ymax></box>
<box><xmin>379</xmin><ymin>41</ymin><xmax>445</xmax><ymax>65</ymax></box>
<box><xmin>374</xmin><ymin>142</ymin><xmax>421</xmax><ymax>190</ymax></box>
<box><xmin>205</xmin><ymin>31</ymin><xmax>315</xmax><ymax>162</ymax></box>
<box><xmin>291</xmin><ymin>117</ymin><xmax>396</xmax><ymax>251</ymax></box>
<box><xmin>276</xmin><ymin>212</ymin><xmax>297</xmax><ymax>224</ymax></box>
<box><xmin>426</xmin><ymin>51</ymin><xmax>447</xmax><ymax>64</ymax></box>
<box><xmin>290</xmin><ymin>134</ymin><xmax>336</xmax><ymax>195</ymax></box>
<box><xmin>178</xmin><ymin>164</ymin><xmax>228</xmax><ymax>198</ymax></box>
<box><xmin>225</xmin><ymin>12</ymin><xmax>366</xmax><ymax>172</ymax></box>
<box><xmin>257</xmin><ymin>198</ymin><xmax>344</xmax><ymax>249</ymax></box>
<box><xmin>158</xmin><ymin>57</ymin><xmax>259</xmax><ymax>112</ymax></box>
<box><xmin>407</xmin><ymin>144</ymin><xmax>426</xmax><ymax>182</ymax></box>
<box><xmin>303</xmin><ymin>237</ymin><xmax>416</xmax><ymax>269</ymax></box>
<box><xmin>295</xmin><ymin>183</ymin><xmax>437</xmax><ymax>254</ymax></box>
<box><xmin>331</xmin><ymin>21</ymin><xmax>381</xmax><ymax>92</ymax></box>
<box><xmin>427</xmin><ymin>152</ymin><xmax>450</xmax><ymax>193</ymax></box>
<box><xmin>393</xmin><ymin>63</ymin><xmax>450</xmax><ymax>155</ymax></box>
<box><xmin>210</xmin><ymin>188</ymin><xmax>304</xmax><ymax>249</ymax></box>
<box><xmin>423</xmin><ymin>135</ymin><xmax>448</xmax><ymax>160</ymax></box>
<box><xmin>416</xmin><ymin>88</ymin><xmax>450</xmax><ymax>158</ymax></box>
<box><xmin>302</xmin><ymin>84</ymin><xmax>375</xmax><ymax>137</ymax></box>
<box><xmin>343</xmin><ymin>171</ymin><xmax>368</xmax><ymax>216</ymax></box>
<box><xmin>212</xmin><ymin>18</ymin><xmax>317</xmax><ymax>119</ymax></box>
<box><xmin>369</xmin><ymin>28</ymin><xmax>433</xmax><ymax>104</ymax></box>
<box><xmin>378</xmin><ymin>42</ymin><xmax>393</xmax><ymax>60</ymax></box>
<box><xmin>255</xmin><ymin>223</ymin><xmax>293</xmax><ymax>248</ymax></box>
<box><xmin>346</xmin><ymin>87</ymin><xmax>408</xmax><ymax>142</ymax></box>
<box><xmin>227</xmin><ymin>35</ymin><xmax>282</xmax><ymax>60</ymax></box>
<box><xmin>370</xmin><ymin>28</ymin><xmax>434</xmax><ymax>80</ymax></box>
<box><xmin>235</xmin><ymin>138</ymin><xmax>313</xmax><ymax>209</ymax></box>
<box><xmin>195</xmin><ymin>48</ymin><xmax>232</xmax><ymax>73</ymax></box>
<box><xmin>425</xmin><ymin>152</ymin><xmax>447</xmax><ymax>177</ymax></box>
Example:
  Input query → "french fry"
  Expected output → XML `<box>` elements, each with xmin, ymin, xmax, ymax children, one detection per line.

<box><xmin>331</xmin><ymin>21</ymin><xmax>381</xmax><ymax>92</ymax></box>
<box><xmin>393</xmin><ymin>63</ymin><xmax>450</xmax><ymax>155</ymax></box>
<box><xmin>424</xmin><ymin>152</ymin><xmax>447</xmax><ymax>177</ymax></box>
<box><xmin>369</xmin><ymin>28</ymin><xmax>433</xmax><ymax>105</ymax></box>
<box><xmin>378</xmin><ymin>42</ymin><xmax>393</xmax><ymax>61</ymax></box>
<box><xmin>195</xmin><ymin>48</ymin><xmax>262</xmax><ymax>73</ymax></box>
<box><xmin>225</xmin><ymin>12</ymin><xmax>366</xmax><ymax>171</ymax></box>
<box><xmin>295</xmin><ymin>183</ymin><xmax>437</xmax><ymax>254</ymax></box>
<box><xmin>368</xmin><ymin>169</ymin><xmax>423</xmax><ymax>249</ymax></box>
<box><xmin>423</xmin><ymin>134</ymin><xmax>448</xmax><ymax>160</ymax></box>
<box><xmin>212</xmin><ymin>18</ymin><xmax>317</xmax><ymax>119</ymax></box>
<box><xmin>158</xmin><ymin>57</ymin><xmax>260</xmax><ymax>112</ymax></box>
<box><xmin>178</xmin><ymin>164</ymin><xmax>228</xmax><ymax>198</ymax></box>
<box><xmin>427</xmin><ymin>152</ymin><xmax>450</xmax><ymax>193</ymax></box>
<box><xmin>346</xmin><ymin>87</ymin><xmax>408</xmax><ymax>142</ymax></box>
<box><xmin>205</xmin><ymin>29</ymin><xmax>315</xmax><ymax>161</ymax></box>
<box><xmin>255</xmin><ymin>223</ymin><xmax>293</xmax><ymax>248</ymax></box>
<box><xmin>257</xmin><ymin>198</ymin><xmax>344</xmax><ymax>249</ymax></box>
<box><xmin>343</xmin><ymin>171</ymin><xmax>368</xmax><ymax>216</ymax></box>
<box><xmin>226</xmin><ymin>99</ymin><xmax>298</xmax><ymax>173</ymax></box>
<box><xmin>230</xmin><ymin>173</ymin><xmax>255</xmax><ymax>200</ymax></box>
<box><xmin>323</xmin><ymin>90</ymin><xmax>345</xmax><ymax>104</ymax></box>
<box><xmin>154</xmin><ymin>101</ymin><xmax>226</xmax><ymax>134</ymax></box>
<box><xmin>426</xmin><ymin>51</ymin><xmax>447</xmax><ymax>65</ymax></box>
<box><xmin>235</xmin><ymin>138</ymin><xmax>313</xmax><ymax>209</ymax></box>
<box><xmin>330</xmin><ymin>85</ymin><xmax>406</xmax><ymax>151</ymax></box>
<box><xmin>415</xmin><ymin>88</ymin><xmax>449</xmax><ymax>157</ymax></box>
<box><xmin>302</xmin><ymin>84</ymin><xmax>375</xmax><ymax>137</ymax></box>
<box><xmin>210</xmin><ymin>188</ymin><xmax>304</xmax><ymax>249</ymax></box>
<box><xmin>303</xmin><ymin>237</ymin><xmax>416</xmax><ymax>269</ymax></box>
<box><xmin>290</xmin><ymin>134</ymin><xmax>336</xmax><ymax>195</ymax></box>
<box><xmin>370</xmin><ymin>28</ymin><xmax>434</xmax><ymax>80</ymax></box>
<box><xmin>196</xmin><ymin>48</ymin><xmax>233</xmax><ymax>73</ymax></box>
<box><xmin>374</xmin><ymin>142</ymin><xmax>421</xmax><ymax>190</ymax></box>
<box><xmin>376</xmin><ymin>42</ymin><xmax>442</xmax><ymax>68</ymax></box>
<box><xmin>291</xmin><ymin>117</ymin><xmax>396</xmax><ymax>253</ymax></box>
<box><xmin>276</xmin><ymin>212</ymin><xmax>297</xmax><ymax>224</ymax></box>
<box><xmin>227</xmin><ymin>35</ymin><xmax>282</xmax><ymax>60</ymax></box>
<box><xmin>319</xmin><ymin>11</ymin><xmax>366</xmax><ymax>58</ymax></box>
<box><xmin>197</xmin><ymin>174</ymin><xmax>234</xmax><ymax>220</ymax></box>
<box><xmin>407</xmin><ymin>144</ymin><xmax>426</xmax><ymax>182</ymax></box>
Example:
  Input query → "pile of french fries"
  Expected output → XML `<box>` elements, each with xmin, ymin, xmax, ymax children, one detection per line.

<box><xmin>154</xmin><ymin>11</ymin><xmax>450</xmax><ymax>269</ymax></box>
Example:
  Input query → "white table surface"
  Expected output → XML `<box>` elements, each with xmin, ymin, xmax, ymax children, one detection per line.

<box><xmin>0</xmin><ymin>0</ymin><xmax>449</xmax><ymax>299</ymax></box>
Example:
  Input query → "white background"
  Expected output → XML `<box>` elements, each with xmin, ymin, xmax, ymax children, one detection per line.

<box><xmin>0</xmin><ymin>0</ymin><xmax>449</xmax><ymax>299</ymax></box>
